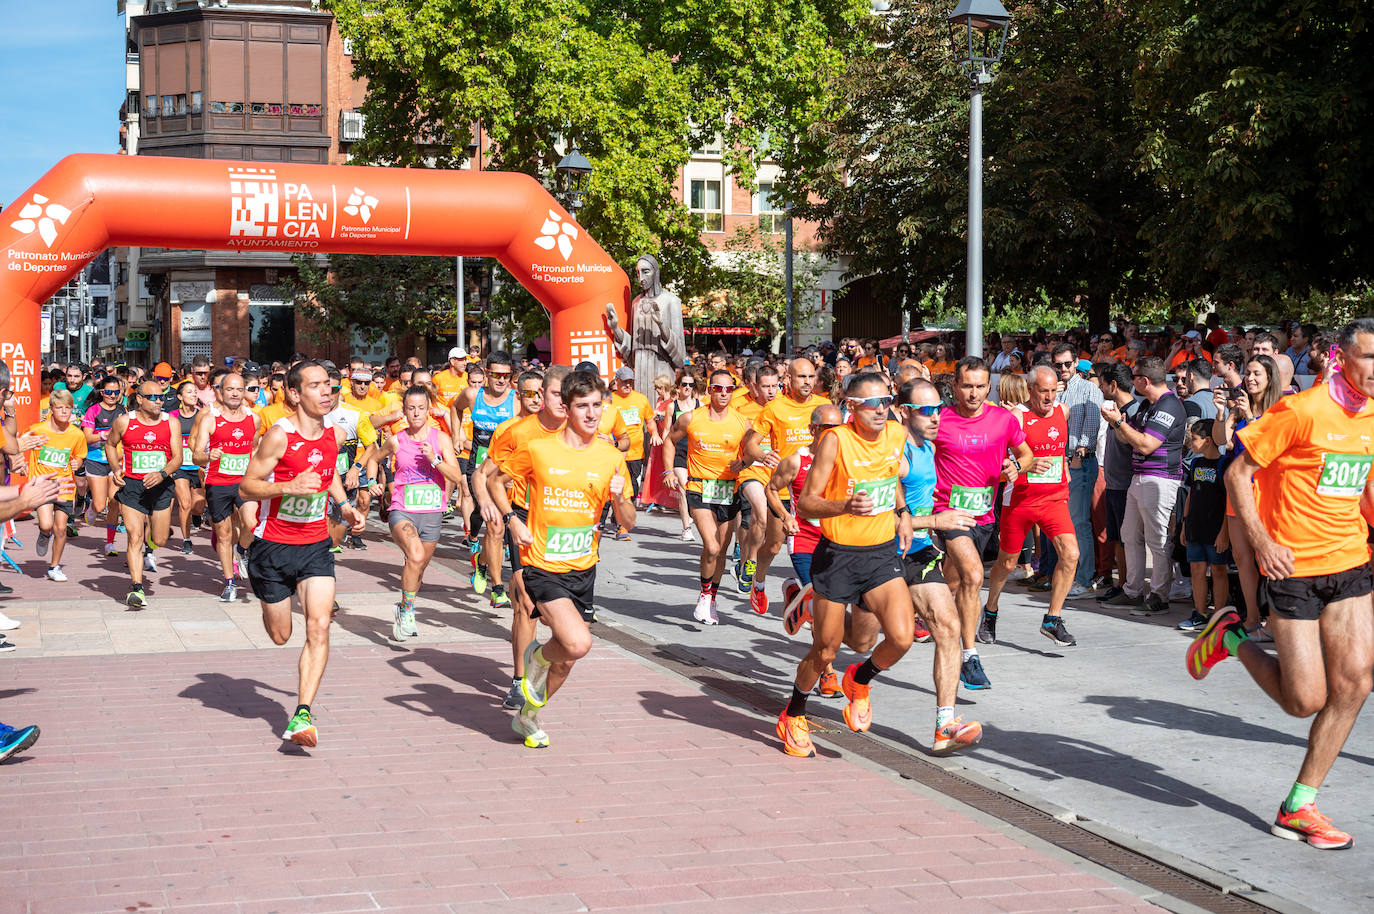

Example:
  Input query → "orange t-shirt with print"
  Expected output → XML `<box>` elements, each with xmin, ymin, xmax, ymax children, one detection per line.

<box><xmin>817</xmin><ymin>420</ymin><xmax>905</xmax><ymax>547</ymax></box>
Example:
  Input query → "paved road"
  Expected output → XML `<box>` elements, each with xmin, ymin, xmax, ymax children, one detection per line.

<box><xmin>0</xmin><ymin>508</ymin><xmax>1365</xmax><ymax>912</ymax></box>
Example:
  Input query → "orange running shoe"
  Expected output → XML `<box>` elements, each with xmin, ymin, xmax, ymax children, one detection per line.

<box><xmin>913</xmin><ymin>615</ymin><xmax>932</xmax><ymax>643</ymax></box>
<box><xmin>1271</xmin><ymin>804</ymin><xmax>1353</xmax><ymax>850</ymax></box>
<box><xmin>815</xmin><ymin>668</ymin><xmax>841</xmax><ymax>698</ymax></box>
<box><xmin>776</xmin><ymin>708</ymin><xmax>814</xmax><ymax>757</ymax></box>
<box><xmin>933</xmin><ymin>717</ymin><xmax>982</xmax><ymax>755</ymax></box>
<box><xmin>784</xmin><ymin>588</ymin><xmax>813</xmax><ymax>636</ymax></box>
<box><xmin>840</xmin><ymin>663</ymin><xmax>872</xmax><ymax>732</ymax></box>
<box><xmin>1186</xmin><ymin>607</ymin><xmax>1242</xmax><ymax>680</ymax></box>
<box><xmin>749</xmin><ymin>585</ymin><xmax>769</xmax><ymax>615</ymax></box>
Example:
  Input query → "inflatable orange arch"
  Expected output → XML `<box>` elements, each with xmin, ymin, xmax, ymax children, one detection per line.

<box><xmin>1</xmin><ymin>153</ymin><xmax>631</xmax><ymax>429</ymax></box>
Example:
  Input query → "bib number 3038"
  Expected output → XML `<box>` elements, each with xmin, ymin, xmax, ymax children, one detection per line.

<box><xmin>278</xmin><ymin>492</ymin><xmax>327</xmax><ymax>524</ymax></box>
<box><xmin>546</xmin><ymin>524</ymin><xmax>595</xmax><ymax>561</ymax></box>
<box><xmin>1316</xmin><ymin>453</ymin><xmax>1374</xmax><ymax>498</ymax></box>
<box><xmin>949</xmin><ymin>485</ymin><xmax>993</xmax><ymax>514</ymax></box>
<box><xmin>217</xmin><ymin>452</ymin><xmax>249</xmax><ymax>477</ymax></box>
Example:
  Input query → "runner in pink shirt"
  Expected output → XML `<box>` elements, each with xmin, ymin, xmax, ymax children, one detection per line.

<box><xmin>933</xmin><ymin>357</ymin><xmax>1033</xmax><ymax>691</ymax></box>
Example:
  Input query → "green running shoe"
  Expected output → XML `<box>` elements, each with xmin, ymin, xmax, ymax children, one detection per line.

<box><xmin>282</xmin><ymin>708</ymin><xmax>317</xmax><ymax>747</ymax></box>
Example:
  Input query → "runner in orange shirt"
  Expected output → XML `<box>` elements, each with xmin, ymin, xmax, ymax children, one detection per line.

<box><xmin>776</xmin><ymin>371</ymin><xmax>915</xmax><ymax>757</ymax></box>
<box><xmin>434</xmin><ymin>347</ymin><xmax>469</xmax><ymax>408</ymax></box>
<box><xmin>1188</xmin><ymin>318</ymin><xmax>1374</xmax><ymax>850</ymax></box>
<box><xmin>729</xmin><ymin>363</ymin><xmax>779</xmax><ymax>585</ymax></box>
<box><xmin>604</xmin><ymin>367</ymin><xmax>657</xmax><ymax>537</ymax></box>
<box><xmin>488</xmin><ymin>369</ymin><xmax>635</xmax><ymax>749</ymax></box>
<box><xmin>741</xmin><ymin>359</ymin><xmax>829</xmax><ymax>614</ymax></box>
<box><xmin>27</xmin><ymin>389</ymin><xmax>87</xmax><ymax>583</ymax></box>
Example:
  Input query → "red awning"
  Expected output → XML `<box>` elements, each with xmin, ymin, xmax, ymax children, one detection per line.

<box><xmin>878</xmin><ymin>330</ymin><xmax>940</xmax><ymax>348</ymax></box>
<box><xmin>690</xmin><ymin>326</ymin><xmax>759</xmax><ymax>335</ymax></box>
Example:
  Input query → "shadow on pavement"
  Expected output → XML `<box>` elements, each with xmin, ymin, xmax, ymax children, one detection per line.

<box><xmin>177</xmin><ymin>671</ymin><xmax>293</xmax><ymax>738</ymax></box>
<box><xmin>638</xmin><ymin>686</ymin><xmax>842</xmax><ymax>758</ymax></box>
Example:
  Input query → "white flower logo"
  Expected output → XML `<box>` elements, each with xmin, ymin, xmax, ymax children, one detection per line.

<box><xmin>10</xmin><ymin>194</ymin><xmax>71</xmax><ymax>248</ymax></box>
<box><xmin>343</xmin><ymin>187</ymin><xmax>379</xmax><ymax>224</ymax></box>
<box><xmin>533</xmin><ymin>209</ymin><xmax>578</xmax><ymax>260</ymax></box>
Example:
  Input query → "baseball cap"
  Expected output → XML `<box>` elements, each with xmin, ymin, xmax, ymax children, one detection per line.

<box><xmin>448</xmin><ymin>347</ymin><xmax>467</xmax><ymax>359</ymax></box>
<box><xmin>152</xmin><ymin>362</ymin><xmax>173</xmax><ymax>378</ymax></box>
<box><xmin>613</xmin><ymin>367</ymin><xmax>635</xmax><ymax>381</ymax></box>
<box><xmin>1184</xmin><ymin>330</ymin><xmax>1202</xmax><ymax>340</ymax></box>
<box><xmin>1077</xmin><ymin>359</ymin><xmax>1093</xmax><ymax>374</ymax></box>
<box><xmin>575</xmin><ymin>361</ymin><xmax>599</xmax><ymax>373</ymax></box>
<box><xmin>351</xmin><ymin>369</ymin><xmax>373</xmax><ymax>382</ymax></box>
<box><xmin>741</xmin><ymin>348</ymin><xmax>753</xmax><ymax>356</ymax></box>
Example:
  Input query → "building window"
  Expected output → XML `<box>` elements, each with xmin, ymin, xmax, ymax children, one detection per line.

<box><xmin>288</xmin><ymin>103</ymin><xmax>323</xmax><ymax>117</ymax></box>
<box><xmin>251</xmin><ymin>103</ymin><xmax>285</xmax><ymax>116</ymax></box>
<box><xmin>211</xmin><ymin>101</ymin><xmax>245</xmax><ymax>114</ymax></box>
<box><xmin>145</xmin><ymin>94</ymin><xmax>158</xmax><ymax>117</ymax></box>
<box><xmin>161</xmin><ymin>95</ymin><xmax>176</xmax><ymax>117</ymax></box>
<box><xmin>755</xmin><ymin>182</ymin><xmax>784</xmax><ymax>234</ymax></box>
<box><xmin>190</xmin><ymin>92</ymin><xmax>202</xmax><ymax>114</ymax></box>
<box><xmin>690</xmin><ymin>179</ymin><xmax>723</xmax><ymax>233</ymax></box>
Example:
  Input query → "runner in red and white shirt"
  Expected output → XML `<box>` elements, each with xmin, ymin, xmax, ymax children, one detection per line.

<box><xmin>981</xmin><ymin>365</ymin><xmax>1081</xmax><ymax>648</ymax></box>
<box><xmin>191</xmin><ymin>371</ymin><xmax>262</xmax><ymax>604</ymax></box>
<box><xmin>105</xmin><ymin>381</ymin><xmax>183</xmax><ymax>609</ymax></box>
<box><xmin>239</xmin><ymin>361</ymin><xmax>365</xmax><ymax>748</ymax></box>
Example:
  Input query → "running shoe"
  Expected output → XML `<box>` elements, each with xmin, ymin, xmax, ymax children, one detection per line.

<box><xmin>470</xmin><ymin>554</ymin><xmax>488</xmax><ymax>595</ymax></box>
<box><xmin>692</xmin><ymin>592</ymin><xmax>719</xmax><ymax>625</ymax></box>
<box><xmin>613</xmin><ymin>526</ymin><xmax>631</xmax><ymax>541</ymax></box>
<box><xmin>815</xmin><ymin>668</ymin><xmax>841</xmax><ymax>698</ymax></box>
<box><xmin>0</xmin><ymin>637</ymin><xmax>15</xmax><ymax>653</ymax></box>
<box><xmin>960</xmin><ymin>655</ymin><xmax>991</xmax><ymax>690</ymax></box>
<box><xmin>1016</xmin><ymin>572</ymin><xmax>1045</xmax><ymax>589</ymax></box>
<box><xmin>1247</xmin><ymin>625</ymin><xmax>1274</xmax><ymax>644</ymax></box>
<box><xmin>282</xmin><ymin>708</ymin><xmax>318</xmax><ymax>747</ymax></box>
<box><xmin>1006</xmin><ymin>566</ymin><xmax>1032</xmax><ymax>582</ymax></box>
<box><xmin>1027</xmin><ymin>578</ymin><xmax>1051</xmax><ymax>593</ymax></box>
<box><xmin>104</xmin><ymin>543</ymin><xmax>119</xmax><ymax>557</ymax></box>
<box><xmin>933</xmin><ymin>716</ymin><xmax>983</xmax><ymax>755</ymax></box>
<box><xmin>402</xmin><ymin>607</ymin><xmax>418</xmax><ymax>637</ymax></box>
<box><xmin>1040</xmin><ymin>615</ymin><xmax>1077</xmax><ymax>646</ymax></box>
<box><xmin>913</xmin><ymin>615</ymin><xmax>932</xmax><ymax>644</ymax></box>
<box><xmin>1131</xmin><ymin>593</ymin><xmax>1168</xmax><ymax>616</ymax></box>
<box><xmin>749</xmin><ymin>585</ymin><xmax>769</xmax><ymax>616</ymax></box>
<box><xmin>126</xmin><ymin>589</ymin><xmax>147</xmax><ymax>609</ymax></box>
<box><xmin>331</xmin><ymin>601</ymin><xmax>341</xmax><ymax>618</ymax></box>
<box><xmin>1096</xmin><ymin>585</ymin><xmax>1124</xmax><ymax>603</ymax></box>
<box><xmin>117</xmin><ymin>521</ymin><xmax>125</xmax><ymax>534</ymax></box>
<box><xmin>680</xmin><ymin>526</ymin><xmax>694</xmax><ymax>543</ymax></box>
<box><xmin>35</xmin><ymin>533</ymin><xmax>50</xmax><ymax>558</ymax></box>
<box><xmin>1271</xmin><ymin>804</ymin><xmax>1353</xmax><ymax>850</ymax></box>
<box><xmin>491</xmin><ymin>589</ymin><xmax>511</xmax><ymax>609</ymax></box>
<box><xmin>330</xmin><ymin>544</ymin><xmax>343</xmax><ymax>554</ymax></box>
<box><xmin>349</xmin><ymin>534</ymin><xmax>366</xmax><ymax>550</ymax></box>
<box><xmin>1103</xmin><ymin>589</ymin><xmax>1140</xmax><ymax>608</ymax></box>
<box><xmin>520</xmin><ymin>640</ymin><xmax>550</xmax><ymax>708</ymax></box>
<box><xmin>144</xmin><ymin>552</ymin><xmax>157</xmax><ymax>573</ymax></box>
<box><xmin>783</xmin><ymin>590</ymin><xmax>812</xmax><ymax>637</ymax></box>
<box><xmin>512</xmin><ymin>700</ymin><xmax>549</xmax><ymax>749</ymax></box>
<box><xmin>776</xmin><ymin>708</ymin><xmax>814</xmax><ymax>758</ymax></box>
<box><xmin>0</xmin><ymin>723</ymin><xmax>40</xmax><ymax>763</ymax></box>
<box><xmin>1065</xmin><ymin>583</ymin><xmax>1094</xmax><ymax>600</ymax></box>
<box><xmin>1089</xmin><ymin>574</ymin><xmax>1112</xmax><ymax>591</ymax></box>
<box><xmin>180</xmin><ymin>539</ymin><xmax>193</xmax><ymax>555</ymax></box>
<box><xmin>0</xmin><ymin>612</ymin><xmax>19</xmax><ymax>631</ymax></box>
<box><xmin>1177</xmin><ymin>610</ymin><xmax>1209</xmax><ymax>633</ymax></box>
<box><xmin>1186</xmin><ymin>607</ymin><xmax>1242</xmax><ymax>680</ymax></box>
<box><xmin>502</xmin><ymin>680</ymin><xmax>524</xmax><ymax>709</ymax></box>
<box><xmin>840</xmin><ymin>664</ymin><xmax>872</xmax><ymax>732</ymax></box>
<box><xmin>45</xmin><ymin>566</ymin><xmax>67</xmax><ymax>583</ymax></box>
<box><xmin>738</xmin><ymin>559</ymin><xmax>755</xmax><ymax>593</ymax></box>
<box><xmin>977</xmin><ymin>610</ymin><xmax>997</xmax><ymax>644</ymax></box>
<box><xmin>392</xmin><ymin>604</ymin><xmax>409</xmax><ymax>641</ymax></box>
<box><xmin>66</xmin><ymin>521</ymin><xmax>78</xmax><ymax>539</ymax></box>
<box><xmin>219</xmin><ymin>582</ymin><xmax>238</xmax><ymax>603</ymax></box>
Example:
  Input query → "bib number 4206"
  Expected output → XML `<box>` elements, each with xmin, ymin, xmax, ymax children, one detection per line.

<box><xmin>546</xmin><ymin>525</ymin><xmax>595</xmax><ymax>561</ymax></box>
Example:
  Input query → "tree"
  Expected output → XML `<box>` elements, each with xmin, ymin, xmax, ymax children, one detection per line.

<box><xmin>795</xmin><ymin>1</ymin><xmax>1170</xmax><ymax>331</ymax></box>
<box><xmin>326</xmin><ymin>0</ymin><xmax>872</xmax><ymax>342</ymax></box>
<box><xmin>1136</xmin><ymin>0</ymin><xmax>1374</xmax><ymax>307</ymax></box>
<box><xmin>279</xmin><ymin>253</ymin><xmax>457</xmax><ymax>348</ymax></box>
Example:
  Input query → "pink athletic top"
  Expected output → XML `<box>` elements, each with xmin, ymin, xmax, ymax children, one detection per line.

<box><xmin>390</xmin><ymin>426</ymin><xmax>446</xmax><ymax>513</ymax></box>
<box><xmin>933</xmin><ymin>403</ymin><xmax>1026</xmax><ymax>524</ymax></box>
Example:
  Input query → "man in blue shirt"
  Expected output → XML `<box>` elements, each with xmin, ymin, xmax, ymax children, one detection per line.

<box><xmin>52</xmin><ymin>363</ymin><xmax>93</xmax><ymax>416</ymax></box>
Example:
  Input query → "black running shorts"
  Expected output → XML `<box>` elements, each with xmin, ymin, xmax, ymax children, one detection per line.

<box><xmin>522</xmin><ymin>565</ymin><xmax>596</xmax><ymax>624</ymax></box>
<box><xmin>206</xmin><ymin>484</ymin><xmax>244</xmax><ymax>524</ymax></box>
<box><xmin>686</xmin><ymin>488</ymin><xmax>742</xmax><ymax>524</ymax></box>
<box><xmin>505</xmin><ymin>505</ymin><xmax>528</xmax><ymax>577</ymax></box>
<box><xmin>84</xmin><ymin>458</ymin><xmax>113</xmax><ymax>477</ymax></box>
<box><xmin>811</xmin><ymin>537</ymin><xmax>904</xmax><ymax>606</ymax></box>
<box><xmin>116</xmin><ymin>477</ymin><xmax>175</xmax><ymax>515</ymax></box>
<box><xmin>247</xmin><ymin>538</ymin><xmax>335</xmax><ymax>605</ymax></box>
<box><xmin>173</xmin><ymin>467</ymin><xmax>202</xmax><ymax>488</ymax></box>
<box><xmin>938</xmin><ymin>521</ymin><xmax>996</xmax><ymax>559</ymax></box>
<box><xmin>903</xmin><ymin>544</ymin><xmax>947</xmax><ymax>587</ymax></box>
<box><xmin>1260</xmin><ymin>565</ymin><xmax>1373</xmax><ymax>621</ymax></box>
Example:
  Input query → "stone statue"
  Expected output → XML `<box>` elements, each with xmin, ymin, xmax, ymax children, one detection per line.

<box><xmin>605</xmin><ymin>254</ymin><xmax>686</xmax><ymax>399</ymax></box>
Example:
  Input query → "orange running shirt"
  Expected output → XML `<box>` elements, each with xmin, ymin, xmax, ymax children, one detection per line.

<box><xmin>611</xmin><ymin>390</ymin><xmax>654</xmax><ymax>461</ymax></box>
<box><xmin>489</xmin><ymin>412</ymin><xmax>563</xmax><ymax>507</ymax></box>
<box><xmin>684</xmin><ymin>406</ymin><xmax>749</xmax><ymax>500</ymax></box>
<box><xmin>457</xmin><ymin>408</ymin><xmax>474</xmax><ymax>459</ymax></box>
<box><xmin>597</xmin><ymin>401</ymin><xmax>629</xmax><ymax>443</ymax></box>
<box><xmin>733</xmin><ymin>396</ymin><xmax>772</xmax><ymax>489</ymax></box>
<box><xmin>498</xmin><ymin>435</ymin><xmax>633</xmax><ymax>573</ymax></box>
<box><xmin>817</xmin><ymin>420</ymin><xmax>905</xmax><ymax>547</ymax></box>
<box><xmin>257</xmin><ymin>401</ymin><xmax>293</xmax><ymax>429</ymax></box>
<box><xmin>433</xmin><ymin>369</ymin><xmax>467</xmax><ymax>407</ymax></box>
<box><xmin>26</xmin><ymin>422</ymin><xmax>87</xmax><ymax>500</ymax></box>
<box><xmin>1238</xmin><ymin>384</ymin><xmax>1374</xmax><ymax>577</ymax></box>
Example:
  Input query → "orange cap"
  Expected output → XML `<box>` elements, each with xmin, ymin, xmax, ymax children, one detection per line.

<box><xmin>153</xmin><ymin>362</ymin><xmax>174</xmax><ymax>376</ymax></box>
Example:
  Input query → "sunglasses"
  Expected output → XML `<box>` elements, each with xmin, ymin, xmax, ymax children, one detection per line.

<box><xmin>193</xmin><ymin>370</ymin><xmax>209</xmax><ymax>375</ymax></box>
<box><xmin>519</xmin><ymin>390</ymin><xmax>542</xmax><ymax>399</ymax></box>
<box><xmin>679</xmin><ymin>381</ymin><xmax>694</xmax><ymax>387</ymax></box>
<box><xmin>153</xmin><ymin>375</ymin><xmax>171</xmax><ymax>382</ymax></box>
<box><xmin>848</xmin><ymin>395</ymin><xmax>894</xmax><ymax>410</ymax></box>
<box><xmin>330</xmin><ymin>386</ymin><xmax>341</xmax><ymax>393</ymax></box>
<box><xmin>101</xmin><ymin>389</ymin><xmax>119</xmax><ymax>395</ymax></box>
<box><xmin>245</xmin><ymin>385</ymin><xmax>260</xmax><ymax>392</ymax></box>
<box><xmin>709</xmin><ymin>384</ymin><xmax>735</xmax><ymax>393</ymax></box>
<box><xmin>1052</xmin><ymin>361</ymin><xmax>1076</xmax><ymax>370</ymax></box>
<box><xmin>488</xmin><ymin>372</ymin><xmax>512</xmax><ymax>379</ymax></box>
<box><xmin>903</xmin><ymin>403</ymin><xmax>942</xmax><ymax>417</ymax></box>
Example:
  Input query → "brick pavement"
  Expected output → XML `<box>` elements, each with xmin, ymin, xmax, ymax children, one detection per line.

<box><xmin>3</xmin><ymin>630</ymin><xmax>1165</xmax><ymax>912</ymax></box>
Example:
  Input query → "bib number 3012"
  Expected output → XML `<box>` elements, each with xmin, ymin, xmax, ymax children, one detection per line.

<box><xmin>1316</xmin><ymin>453</ymin><xmax>1374</xmax><ymax>498</ymax></box>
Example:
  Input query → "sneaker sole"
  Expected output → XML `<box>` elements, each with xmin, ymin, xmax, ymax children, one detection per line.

<box><xmin>960</xmin><ymin>677</ymin><xmax>992</xmax><ymax>691</ymax></box>
<box><xmin>1040</xmin><ymin>627</ymin><xmax>1076</xmax><ymax>647</ymax></box>
<box><xmin>842</xmin><ymin>703</ymin><xmax>872</xmax><ymax>733</ymax></box>
<box><xmin>933</xmin><ymin>725</ymin><xmax>982</xmax><ymax>756</ymax></box>
<box><xmin>1186</xmin><ymin>610</ymin><xmax>1239</xmax><ymax>680</ymax></box>
<box><xmin>775</xmin><ymin>718</ymin><xmax>815</xmax><ymax>758</ymax></box>
<box><xmin>284</xmin><ymin>726</ymin><xmax>317</xmax><ymax>748</ymax></box>
<box><xmin>1271</xmin><ymin>821</ymin><xmax>1353</xmax><ymax>850</ymax></box>
<box><xmin>0</xmin><ymin>726</ymin><xmax>39</xmax><ymax>762</ymax></box>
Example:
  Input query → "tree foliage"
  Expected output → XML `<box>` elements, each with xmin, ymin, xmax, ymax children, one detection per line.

<box><xmin>325</xmin><ymin>0</ymin><xmax>871</xmax><ymax>342</ymax></box>
<box><xmin>280</xmin><ymin>253</ymin><xmax>456</xmax><ymax>347</ymax></box>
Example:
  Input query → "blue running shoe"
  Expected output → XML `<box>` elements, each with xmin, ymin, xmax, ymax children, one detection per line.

<box><xmin>0</xmin><ymin>723</ymin><xmax>39</xmax><ymax>763</ymax></box>
<box><xmin>960</xmin><ymin>655</ymin><xmax>992</xmax><ymax>690</ymax></box>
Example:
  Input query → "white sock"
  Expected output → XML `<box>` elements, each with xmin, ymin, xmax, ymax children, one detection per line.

<box><xmin>961</xmin><ymin>648</ymin><xmax>978</xmax><ymax>662</ymax></box>
<box><xmin>936</xmin><ymin>706</ymin><xmax>955</xmax><ymax>728</ymax></box>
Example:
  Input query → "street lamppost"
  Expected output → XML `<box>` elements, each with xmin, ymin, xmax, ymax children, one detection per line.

<box><xmin>555</xmin><ymin>145</ymin><xmax>594</xmax><ymax>219</ymax></box>
<box><xmin>948</xmin><ymin>0</ymin><xmax>1011</xmax><ymax>359</ymax></box>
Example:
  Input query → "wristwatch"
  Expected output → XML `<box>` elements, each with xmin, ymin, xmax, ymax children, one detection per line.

<box><xmin>502</xmin><ymin>511</ymin><xmax>516</xmax><ymax>523</ymax></box>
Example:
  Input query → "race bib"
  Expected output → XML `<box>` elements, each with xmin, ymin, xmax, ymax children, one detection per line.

<box><xmin>912</xmin><ymin>503</ymin><xmax>933</xmax><ymax>518</ymax></box>
<box><xmin>402</xmin><ymin>483</ymin><xmax>443</xmax><ymax>511</ymax></box>
<box><xmin>336</xmin><ymin>451</ymin><xmax>351</xmax><ymax>476</ymax></box>
<box><xmin>131</xmin><ymin>451</ymin><xmax>167</xmax><ymax>474</ymax></box>
<box><xmin>1316</xmin><ymin>453</ymin><xmax>1373</xmax><ymax>498</ymax></box>
<box><xmin>473</xmin><ymin>445</ymin><xmax>489</xmax><ymax>466</ymax></box>
<box><xmin>700</xmin><ymin>478</ymin><xmax>734</xmax><ymax>506</ymax></box>
<box><xmin>546</xmin><ymin>524</ymin><xmax>595</xmax><ymax>561</ymax></box>
<box><xmin>1028</xmin><ymin>456</ymin><xmax>1065</xmax><ymax>484</ymax></box>
<box><xmin>277</xmin><ymin>492</ymin><xmax>327</xmax><ymax>524</ymax></box>
<box><xmin>37</xmin><ymin>445</ymin><xmax>70</xmax><ymax>470</ymax></box>
<box><xmin>949</xmin><ymin>485</ymin><xmax>993</xmax><ymax>514</ymax></box>
<box><xmin>217</xmin><ymin>452</ymin><xmax>249</xmax><ymax>477</ymax></box>
<box><xmin>853</xmin><ymin>476</ymin><xmax>898</xmax><ymax>515</ymax></box>
<box><xmin>621</xmin><ymin>407</ymin><xmax>641</xmax><ymax>426</ymax></box>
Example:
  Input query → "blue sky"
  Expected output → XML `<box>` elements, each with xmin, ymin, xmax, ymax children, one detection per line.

<box><xmin>0</xmin><ymin>3</ymin><xmax>127</xmax><ymax>208</ymax></box>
